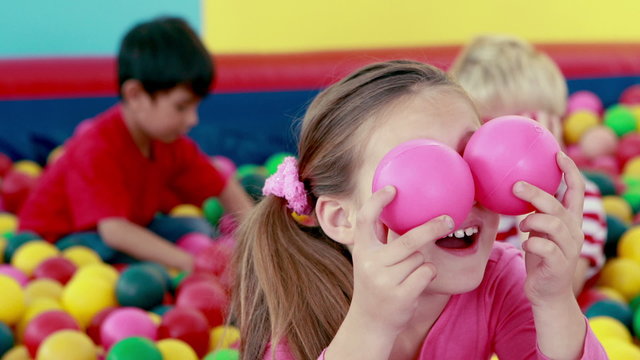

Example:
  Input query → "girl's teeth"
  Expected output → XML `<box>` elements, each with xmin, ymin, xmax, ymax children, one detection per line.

<box><xmin>454</xmin><ymin>230</ymin><xmax>465</xmax><ymax>238</ymax></box>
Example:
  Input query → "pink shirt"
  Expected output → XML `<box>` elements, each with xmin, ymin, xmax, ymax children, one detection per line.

<box><xmin>265</xmin><ymin>242</ymin><xmax>606</xmax><ymax>360</ymax></box>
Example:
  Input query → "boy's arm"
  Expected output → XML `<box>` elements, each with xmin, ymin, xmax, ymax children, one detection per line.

<box><xmin>217</xmin><ymin>177</ymin><xmax>254</xmax><ymax>219</ymax></box>
<box><xmin>98</xmin><ymin>217</ymin><xmax>193</xmax><ymax>271</ymax></box>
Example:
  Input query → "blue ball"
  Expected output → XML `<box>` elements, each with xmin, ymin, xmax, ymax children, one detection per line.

<box><xmin>0</xmin><ymin>322</ymin><xmax>13</xmax><ymax>358</ymax></box>
<box><xmin>586</xmin><ymin>299</ymin><xmax>633</xmax><ymax>329</ymax></box>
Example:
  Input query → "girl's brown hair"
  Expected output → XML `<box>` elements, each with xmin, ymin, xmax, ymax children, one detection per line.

<box><xmin>231</xmin><ymin>60</ymin><xmax>468</xmax><ymax>360</ymax></box>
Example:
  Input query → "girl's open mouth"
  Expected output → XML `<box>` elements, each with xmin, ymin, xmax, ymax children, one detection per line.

<box><xmin>435</xmin><ymin>226</ymin><xmax>479</xmax><ymax>254</ymax></box>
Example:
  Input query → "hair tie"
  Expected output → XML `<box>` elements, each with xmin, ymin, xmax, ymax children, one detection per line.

<box><xmin>262</xmin><ymin>157</ymin><xmax>312</xmax><ymax>215</ymax></box>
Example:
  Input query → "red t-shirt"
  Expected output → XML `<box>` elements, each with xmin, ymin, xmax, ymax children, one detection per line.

<box><xmin>18</xmin><ymin>105</ymin><xmax>226</xmax><ymax>241</ymax></box>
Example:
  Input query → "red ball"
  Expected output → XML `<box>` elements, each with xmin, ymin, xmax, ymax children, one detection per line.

<box><xmin>157</xmin><ymin>307</ymin><xmax>210</xmax><ymax>357</ymax></box>
<box><xmin>176</xmin><ymin>281</ymin><xmax>229</xmax><ymax>328</ymax></box>
<box><xmin>587</xmin><ymin>155</ymin><xmax>621</xmax><ymax>178</ymax></box>
<box><xmin>86</xmin><ymin>307</ymin><xmax>117</xmax><ymax>345</ymax></box>
<box><xmin>0</xmin><ymin>154</ymin><xmax>13</xmax><ymax>178</ymax></box>
<box><xmin>619</xmin><ymin>84</ymin><xmax>640</xmax><ymax>106</ymax></box>
<box><xmin>566</xmin><ymin>145</ymin><xmax>590</xmax><ymax>169</ymax></box>
<box><xmin>0</xmin><ymin>170</ymin><xmax>38</xmax><ymax>213</ymax></box>
<box><xmin>23</xmin><ymin>310</ymin><xmax>81</xmax><ymax>357</ymax></box>
<box><xmin>194</xmin><ymin>242</ymin><xmax>233</xmax><ymax>278</ymax></box>
<box><xmin>616</xmin><ymin>133</ymin><xmax>640</xmax><ymax>167</ymax></box>
<box><xmin>577</xmin><ymin>288</ymin><xmax>607</xmax><ymax>312</ymax></box>
<box><xmin>176</xmin><ymin>272</ymin><xmax>219</xmax><ymax>296</ymax></box>
<box><xmin>33</xmin><ymin>256</ymin><xmax>77</xmax><ymax>285</ymax></box>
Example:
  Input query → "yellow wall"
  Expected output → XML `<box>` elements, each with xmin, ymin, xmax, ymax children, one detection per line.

<box><xmin>204</xmin><ymin>0</ymin><xmax>640</xmax><ymax>53</ymax></box>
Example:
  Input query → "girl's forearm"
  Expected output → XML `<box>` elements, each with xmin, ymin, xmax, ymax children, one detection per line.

<box><xmin>532</xmin><ymin>294</ymin><xmax>586</xmax><ymax>360</ymax></box>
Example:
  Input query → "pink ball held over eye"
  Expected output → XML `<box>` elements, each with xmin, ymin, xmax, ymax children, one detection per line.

<box><xmin>463</xmin><ymin>115</ymin><xmax>562</xmax><ymax>216</ymax></box>
<box><xmin>372</xmin><ymin>139</ymin><xmax>475</xmax><ymax>235</ymax></box>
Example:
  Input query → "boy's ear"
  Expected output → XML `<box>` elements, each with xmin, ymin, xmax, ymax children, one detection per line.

<box><xmin>121</xmin><ymin>79</ymin><xmax>148</xmax><ymax>106</ymax></box>
<box><xmin>315</xmin><ymin>195</ymin><xmax>356</xmax><ymax>246</ymax></box>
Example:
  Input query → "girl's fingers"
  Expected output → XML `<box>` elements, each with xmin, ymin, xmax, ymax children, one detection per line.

<box><xmin>519</xmin><ymin>213</ymin><xmax>581</xmax><ymax>258</ymax></box>
<box><xmin>354</xmin><ymin>186</ymin><xmax>397</xmax><ymax>249</ymax></box>
<box><xmin>381</xmin><ymin>215</ymin><xmax>454</xmax><ymax>266</ymax></box>
<box><xmin>523</xmin><ymin>236</ymin><xmax>567</xmax><ymax>266</ymax></box>
<box><xmin>398</xmin><ymin>262</ymin><xmax>437</xmax><ymax>298</ymax></box>
<box><xmin>513</xmin><ymin>181</ymin><xmax>564</xmax><ymax>216</ymax></box>
<box><xmin>556</xmin><ymin>152</ymin><xmax>586</xmax><ymax>218</ymax></box>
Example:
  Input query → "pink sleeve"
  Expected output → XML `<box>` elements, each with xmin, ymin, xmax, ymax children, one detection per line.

<box><xmin>536</xmin><ymin>318</ymin><xmax>607</xmax><ymax>360</ymax></box>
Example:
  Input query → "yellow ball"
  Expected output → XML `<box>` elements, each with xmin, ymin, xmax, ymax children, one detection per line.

<box><xmin>62</xmin><ymin>246</ymin><xmax>102</xmax><ymax>268</ymax></box>
<box><xmin>210</xmin><ymin>325</ymin><xmax>241</xmax><ymax>351</ymax></box>
<box><xmin>170</xmin><ymin>204</ymin><xmax>203</xmax><ymax>218</ymax></box>
<box><xmin>2</xmin><ymin>345</ymin><xmax>30</xmax><ymax>360</ymax></box>
<box><xmin>0</xmin><ymin>214</ymin><xmax>18</xmax><ymax>236</ymax></box>
<box><xmin>624</xmin><ymin>157</ymin><xmax>640</xmax><ymax>179</ymax></box>
<box><xmin>601</xmin><ymin>338</ymin><xmax>640</xmax><ymax>360</ymax></box>
<box><xmin>0</xmin><ymin>236</ymin><xmax>6</xmax><ymax>264</ymax></box>
<box><xmin>490</xmin><ymin>355</ymin><xmax>499</xmax><ymax>360</ymax></box>
<box><xmin>62</xmin><ymin>277</ymin><xmax>115</xmax><ymax>328</ymax></box>
<box><xmin>603</xmin><ymin>196</ymin><xmax>633</xmax><ymax>224</ymax></box>
<box><xmin>16</xmin><ymin>297</ymin><xmax>63</xmax><ymax>341</ymax></box>
<box><xmin>617</xmin><ymin>226</ymin><xmax>640</xmax><ymax>263</ymax></box>
<box><xmin>156</xmin><ymin>339</ymin><xmax>198</xmax><ymax>360</ymax></box>
<box><xmin>596</xmin><ymin>287</ymin><xmax>627</xmax><ymax>304</ymax></box>
<box><xmin>72</xmin><ymin>263</ymin><xmax>118</xmax><ymax>286</ymax></box>
<box><xmin>11</xmin><ymin>241</ymin><xmax>59</xmax><ymax>276</ymax></box>
<box><xmin>12</xmin><ymin>160</ymin><xmax>42</xmax><ymax>178</ymax></box>
<box><xmin>598</xmin><ymin>258</ymin><xmax>640</xmax><ymax>301</ymax></box>
<box><xmin>25</xmin><ymin>279</ymin><xmax>64</xmax><ymax>304</ymax></box>
<box><xmin>47</xmin><ymin>146</ymin><xmax>65</xmax><ymax>166</ymax></box>
<box><xmin>36</xmin><ymin>330</ymin><xmax>97</xmax><ymax>360</ymax></box>
<box><xmin>148</xmin><ymin>312</ymin><xmax>162</xmax><ymax>326</ymax></box>
<box><xmin>563</xmin><ymin>110</ymin><xmax>600</xmax><ymax>144</ymax></box>
<box><xmin>0</xmin><ymin>275</ymin><xmax>25</xmax><ymax>325</ymax></box>
<box><xmin>589</xmin><ymin>316</ymin><xmax>632</xmax><ymax>343</ymax></box>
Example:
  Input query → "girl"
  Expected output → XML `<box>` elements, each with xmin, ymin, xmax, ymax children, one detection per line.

<box><xmin>231</xmin><ymin>60</ymin><xmax>605</xmax><ymax>359</ymax></box>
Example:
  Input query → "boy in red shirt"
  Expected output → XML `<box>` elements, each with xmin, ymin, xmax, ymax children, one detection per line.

<box><xmin>18</xmin><ymin>17</ymin><xmax>253</xmax><ymax>271</ymax></box>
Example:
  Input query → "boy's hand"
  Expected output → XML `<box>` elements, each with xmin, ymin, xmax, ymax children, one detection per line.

<box><xmin>513</xmin><ymin>152</ymin><xmax>585</xmax><ymax>305</ymax></box>
<box><xmin>349</xmin><ymin>186</ymin><xmax>454</xmax><ymax>334</ymax></box>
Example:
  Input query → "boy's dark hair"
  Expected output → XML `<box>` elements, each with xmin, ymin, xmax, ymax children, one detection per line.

<box><xmin>118</xmin><ymin>16</ymin><xmax>214</xmax><ymax>98</ymax></box>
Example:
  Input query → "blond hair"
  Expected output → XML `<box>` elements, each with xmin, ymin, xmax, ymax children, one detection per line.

<box><xmin>449</xmin><ymin>34</ymin><xmax>567</xmax><ymax>118</ymax></box>
<box><xmin>231</xmin><ymin>60</ymin><xmax>469</xmax><ymax>360</ymax></box>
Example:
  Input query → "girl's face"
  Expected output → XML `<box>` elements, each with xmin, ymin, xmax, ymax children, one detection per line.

<box><xmin>354</xmin><ymin>88</ymin><xmax>500</xmax><ymax>295</ymax></box>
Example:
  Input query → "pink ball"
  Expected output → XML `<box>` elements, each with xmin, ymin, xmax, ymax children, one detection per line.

<box><xmin>100</xmin><ymin>307</ymin><xmax>157</xmax><ymax>350</ymax></box>
<box><xmin>372</xmin><ymin>139</ymin><xmax>474</xmax><ymax>234</ymax></box>
<box><xmin>33</xmin><ymin>256</ymin><xmax>77</xmax><ymax>285</ymax></box>
<box><xmin>579</xmin><ymin>125</ymin><xmax>619</xmax><ymax>159</ymax></box>
<box><xmin>464</xmin><ymin>116</ymin><xmax>562</xmax><ymax>215</ymax></box>
<box><xmin>211</xmin><ymin>155</ymin><xmax>237</xmax><ymax>180</ymax></box>
<box><xmin>588</xmin><ymin>155</ymin><xmax>620</xmax><ymax>177</ymax></box>
<box><xmin>176</xmin><ymin>233</ymin><xmax>213</xmax><ymax>256</ymax></box>
<box><xmin>0</xmin><ymin>265</ymin><xmax>29</xmax><ymax>287</ymax></box>
<box><xmin>176</xmin><ymin>281</ymin><xmax>229</xmax><ymax>328</ymax></box>
<box><xmin>567</xmin><ymin>91</ymin><xmax>603</xmax><ymax>115</ymax></box>
<box><xmin>620</xmin><ymin>84</ymin><xmax>640</xmax><ymax>106</ymax></box>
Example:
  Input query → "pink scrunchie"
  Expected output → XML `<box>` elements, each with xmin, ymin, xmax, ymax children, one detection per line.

<box><xmin>262</xmin><ymin>157</ymin><xmax>312</xmax><ymax>215</ymax></box>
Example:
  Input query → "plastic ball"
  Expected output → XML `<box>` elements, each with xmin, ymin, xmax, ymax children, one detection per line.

<box><xmin>62</xmin><ymin>276</ymin><xmax>116</xmax><ymax>328</ymax></box>
<box><xmin>73</xmin><ymin>263</ymin><xmax>119</xmax><ymax>287</ymax></box>
<box><xmin>0</xmin><ymin>274</ymin><xmax>25</xmax><ymax>325</ymax></box>
<box><xmin>24</xmin><ymin>310</ymin><xmax>80</xmax><ymax>357</ymax></box>
<box><xmin>116</xmin><ymin>264</ymin><xmax>166</xmax><ymax>310</ymax></box>
<box><xmin>36</xmin><ymin>330</ymin><xmax>97</xmax><ymax>360</ymax></box>
<box><xmin>563</xmin><ymin>110</ymin><xmax>599</xmax><ymax>145</ymax></box>
<box><xmin>56</xmin><ymin>234</ymin><xmax>116</xmax><ymax>262</ymax></box>
<box><xmin>177</xmin><ymin>233</ymin><xmax>213</xmax><ymax>256</ymax></box>
<box><xmin>2</xmin><ymin>345</ymin><xmax>29</xmax><ymax>360</ymax></box>
<box><xmin>566</xmin><ymin>145</ymin><xmax>590</xmax><ymax>168</ymax></box>
<box><xmin>194</xmin><ymin>242</ymin><xmax>233</xmax><ymax>278</ymax></box>
<box><xmin>150</xmin><ymin>305</ymin><xmax>173</xmax><ymax>317</ymax></box>
<box><xmin>16</xmin><ymin>298</ymin><xmax>64</xmax><ymax>341</ymax></box>
<box><xmin>204</xmin><ymin>348</ymin><xmax>240</xmax><ymax>360</ymax></box>
<box><xmin>47</xmin><ymin>146</ymin><xmax>64</xmax><ymax>166</ymax></box>
<box><xmin>85</xmin><ymin>307</ymin><xmax>117</xmax><ymax>345</ymax></box>
<box><xmin>176</xmin><ymin>281</ymin><xmax>229</xmax><ymax>328</ymax></box>
<box><xmin>624</xmin><ymin>156</ymin><xmax>640</xmax><ymax>179</ymax></box>
<box><xmin>157</xmin><ymin>338</ymin><xmax>198</xmax><ymax>360</ymax></box>
<box><xmin>0</xmin><ymin>322</ymin><xmax>14</xmax><ymax>358</ymax></box>
<box><xmin>11</xmin><ymin>241</ymin><xmax>59</xmax><ymax>276</ymax></box>
<box><xmin>605</xmin><ymin>105</ymin><xmax>637</xmax><ymax>137</ymax></box>
<box><xmin>583</xmin><ymin>171</ymin><xmax>617</xmax><ymax>197</ymax></box>
<box><xmin>25</xmin><ymin>279</ymin><xmax>63</xmax><ymax>304</ymax></box>
<box><xmin>239</xmin><ymin>173</ymin><xmax>267</xmax><ymax>202</ymax></box>
<box><xmin>623</xmin><ymin>188</ymin><xmax>640</xmax><ymax>214</ymax></box>
<box><xmin>157</xmin><ymin>307</ymin><xmax>210</xmax><ymax>358</ymax></box>
<box><xmin>13</xmin><ymin>160</ymin><xmax>42</xmax><ymax>178</ymax></box>
<box><xmin>464</xmin><ymin>116</ymin><xmax>561</xmax><ymax>215</ymax></box>
<box><xmin>0</xmin><ymin>153</ymin><xmax>13</xmax><ymax>178</ymax></box>
<box><xmin>4</xmin><ymin>231</ymin><xmax>41</xmax><ymax>262</ymax></box>
<box><xmin>211</xmin><ymin>156</ymin><xmax>237</xmax><ymax>180</ymax></box>
<box><xmin>265</xmin><ymin>152</ymin><xmax>294</xmax><ymax>175</ymax></box>
<box><xmin>0</xmin><ymin>213</ymin><xmax>18</xmax><ymax>237</ymax></box>
<box><xmin>589</xmin><ymin>316</ymin><xmax>632</xmax><ymax>343</ymax></box>
<box><xmin>579</xmin><ymin>125</ymin><xmax>618</xmax><ymax>159</ymax></box>
<box><xmin>106</xmin><ymin>337</ymin><xmax>162</xmax><ymax>360</ymax></box>
<box><xmin>176</xmin><ymin>272</ymin><xmax>219</xmax><ymax>295</ymax></box>
<box><xmin>137</xmin><ymin>262</ymin><xmax>172</xmax><ymax>291</ymax></box>
<box><xmin>0</xmin><ymin>170</ymin><xmax>38</xmax><ymax>214</ymax></box>
<box><xmin>210</xmin><ymin>326</ymin><xmax>240</xmax><ymax>351</ymax></box>
<box><xmin>373</xmin><ymin>139</ymin><xmax>474</xmax><ymax>234</ymax></box>
<box><xmin>597</xmin><ymin>287</ymin><xmax>627</xmax><ymax>304</ymax></box>
<box><xmin>235</xmin><ymin>164</ymin><xmax>266</xmax><ymax>179</ymax></box>
<box><xmin>170</xmin><ymin>204</ymin><xmax>203</xmax><ymax>218</ymax></box>
<box><xmin>616</xmin><ymin>133</ymin><xmax>640</xmax><ymax>167</ymax></box>
<box><xmin>203</xmin><ymin>197</ymin><xmax>224</xmax><ymax>226</ymax></box>
<box><xmin>33</xmin><ymin>256</ymin><xmax>77</xmax><ymax>285</ymax></box>
<box><xmin>101</xmin><ymin>307</ymin><xmax>158</xmax><ymax>350</ymax></box>
<box><xmin>0</xmin><ymin>237</ymin><xmax>6</xmax><ymax>263</ymax></box>
<box><xmin>567</xmin><ymin>91</ymin><xmax>603</xmax><ymax>115</ymax></box>
<box><xmin>603</xmin><ymin>196</ymin><xmax>633</xmax><ymax>223</ymax></box>
<box><xmin>617</xmin><ymin>226</ymin><xmax>640</xmax><ymax>262</ymax></box>
<box><xmin>62</xmin><ymin>246</ymin><xmax>102</xmax><ymax>268</ymax></box>
<box><xmin>599</xmin><ymin>258</ymin><xmax>640</xmax><ymax>301</ymax></box>
<box><xmin>619</xmin><ymin>84</ymin><xmax>640</xmax><ymax>106</ymax></box>
<box><xmin>589</xmin><ymin>155</ymin><xmax>621</xmax><ymax>177</ymax></box>
<box><xmin>585</xmin><ymin>299</ymin><xmax>633</xmax><ymax>328</ymax></box>
<box><xmin>600</xmin><ymin>338</ymin><xmax>640</xmax><ymax>359</ymax></box>
<box><xmin>605</xmin><ymin>216</ymin><xmax>629</xmax><ymax>259</ymax></box>
<box><xmin>0</xmin><ymin>265</ymin><xmax>29</xmax><ymax>287</ymax></box>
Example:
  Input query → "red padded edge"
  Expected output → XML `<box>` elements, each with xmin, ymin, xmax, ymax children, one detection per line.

<box><xmin>2</xmin><ymin>43</ymin><xmax>640</xmax><ymax>99</ymax></box>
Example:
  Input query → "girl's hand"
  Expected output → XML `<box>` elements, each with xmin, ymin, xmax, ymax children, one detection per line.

<box><xmin>349</xmin><ymin>186</ymin><xmax>454</xmax><ymax>334</ymax></box>
<box><xmin>513</xmin><ymin>152</ymin><xmax>585</xmax><ymax>305</ymax></box>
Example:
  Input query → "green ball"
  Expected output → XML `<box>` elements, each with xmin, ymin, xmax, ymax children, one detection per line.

<box><xmin>235</xmin><ymin>164</ymin><xmax>266</xmax><ymax>179</ymax></box>
<box><xmin>623</xmin><ymin>189</ymin><xmax>640</xmax><ymax>214</ymax></box>
<box><xmin>604</xmin><ymin>105</ymin><xmax>637</xmax><ymax>137</ymax></box>
<box><xmin>630</xmin><ymin>294</ymin><xmax>640</xmax><ymax>314</ymax></box>
<box><xmin>606</xmin><ymin>215</ymin><xmax>630</xmax><ymax>259</ymax></box>
<box><xmin>0</xmin><ymin>322</ymin><xmax>14</xmax><ymax>358</ymax></box>
<box><xmin>204</xmin><ymin>349</ymin><xmax>240</xmax><ymax>360</ymax></box>
<box><xmin>203</xmin><ymin>197</ymin><xmax>224</xmax><ymax>226</ymax></box>
<box><xmin>150</xmin><ymin>304</ymin><xmax>174</xmax><ymax>316</ymax></box>
<box><xmin>171</xmin><ymin>271</ymin><xmax>188</xmax><ymax>292</ymax></box>
<box><xmin>586</xmin><ymin>299</ymin><xmax>633</xmax><ymax>329</ymax></box>
<box><xmin>139</xmin><ymin>262</ymin><xmax>172</xmax><ymax>291</ymax></box>
<box><xmin>240</xmin><ymin>173</ymin><xmax>267</xmax><ymax>202</ymax></box>
<box><xmin>116</xmin><ymin>264</ymin><xmax>166</xmax><ymax>310</ymax></box>
<box><xmin>4</xmin><ymin>231</ymin><xmax>40</xmax><ymax>262</ymax></box>
<box><xmin>583</xmin><ymin>171</ymin><xmax>617</xmax><ymax>196</ymax></box>
<box><xmin>107</xmin><ymin>337</ymin><xmax>163</xmax><ymax>360</ymax></box>
<box><xmin>265</xmin><ymin>152</ymin><xmax>294</xmax><ymax>175</ymax></box>
<box><xmin>624</xmin><ymin>176</ymin><xmax>640</xmax><ymax>192</ymax></box>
